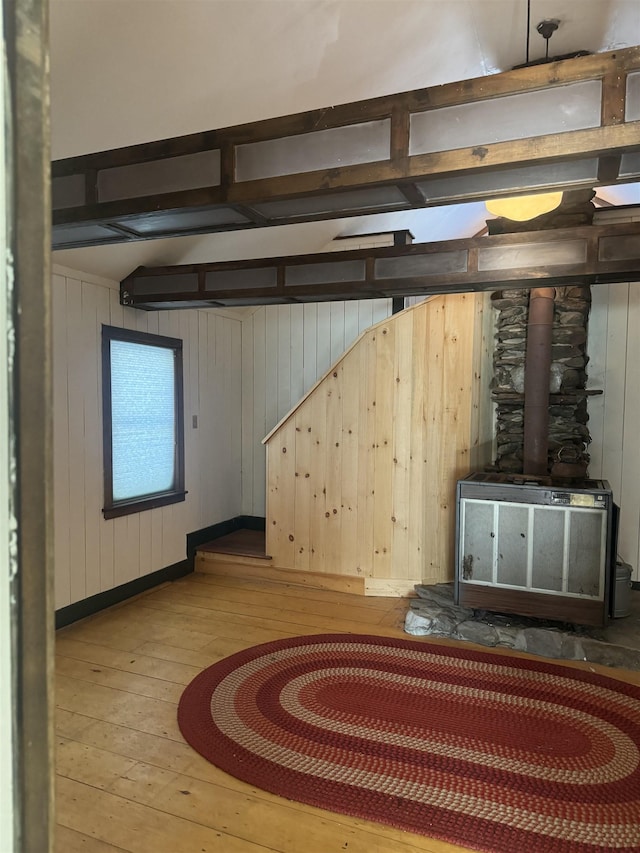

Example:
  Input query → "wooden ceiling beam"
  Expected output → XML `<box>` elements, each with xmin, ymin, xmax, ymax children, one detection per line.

<box><xmin>120</xmin><ymin>221</ymin><xmax>640</xmax><ymax>309</ymax></box>
<box><xmin>53</xmin><ymin>47</ymin><xmax>640</xmax><ymax>250</ymax></box>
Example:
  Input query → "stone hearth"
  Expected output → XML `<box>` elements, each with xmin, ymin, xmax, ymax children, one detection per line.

<box><xmin>405</xmin><ymin>584</ymin><xmax>640</xmax><ymax>671</ymax></box>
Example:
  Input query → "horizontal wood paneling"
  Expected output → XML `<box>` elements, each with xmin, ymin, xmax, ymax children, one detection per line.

<box><xmin>264</xmin><ymin>294</ymin><xmax>489</xmax><ymax>591</ymax></box>
<box><xmin>52</xmin><ymin>270</ymin><xmax>243</xmax><ymax>610</ymax></box>
<box><xmin>588</xmin><ymin>279</ymin><xmax>640</xmax><ymax>581</ymax></box>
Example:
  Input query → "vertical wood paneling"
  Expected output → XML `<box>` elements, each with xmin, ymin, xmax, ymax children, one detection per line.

<box><xmin>344</xmin><ymin>301</ymin><xmax>360</xmax><ymax>351</ymax></box>
<box><xmin>356</xmin><ymin>330</ymin><xmax>376</xmax><ymax>577</ymax></box>
<box><xmin>391</xmin><ymin>311</ymin><xmax>413</xmax><ymax>581</ymax></box>
<box><xmin>357</xmin><ymin>300</ymin><xmax>374</xmax><ymax>332</ymax></box>
<box><xmin>264</xmin><ymin>295</ymin><xmax>483</xmax><ymax>592</ymax></box>
<box><xmin>52</xmin><ymin>275</ymin><xmax>71</xmax><ymax>609</ymax></box>
<box><xmin>108</xmin><ymin>287</ymin><xmax>124</xmax><ymax>327</ymax></box>
<box><xmin>601</xmin><ymin>284</ymin><xmax>628</xmax><ymax>500</ymax></box>
<box><xmin>112</xmin><ymin>516</ymin><xmax>131</xmax><ymax>588</ymax></box>
<box><xmin>52</xmin><ymin>269</ymin><xmax>243</xmax><ymax>609</ymax></box>
<box><xmin>242</xmin><ymin>297</ymin><xmax>393</xmax><ymax>515</ymax></box>
<box><xmin>95</xmin><ymin>286</ymin><xmax>114</xmax><ymax>594</ymax></box>
<box><xmin>408</xmin><ymin>305</ymin><xmax>428</xmax><ymax>581</ymax></box>
<box><xmin>293</xmin><ymin>409</ymin><xmax>312</xmax><ymax>571</ymax></box>
<box><xmin>277</xmin><ymin>305</ymin><xmax>291</xmax><ymax>421</ymax></box>
<box><xmin>150</xmin><ymin>510</ymin><xmax>164</xmax><ymax>576</ymax></box>
<box><xmin>315</xmin><ymin>303</ymin><xmax>332</xmax><ymax>379</ymax></box>
<box><xmin>267</xmin><ymin>428</ymin><xmax>296</xmax><ymax>567</ymax></box>
<box><xmin>372</xmin><ymin>322</ymin><xmax>395</xmax><ymax>579</ymax></box>
<box><xmin>308</xmin><ymin>380</ymin><xmax>328</xmax><ymax>568</ymax></box>
<box><xmin>302</xmin><ymin>304</ymin><xmax>318</xmax><ymax>391</ymax></box>
<box><xmin>588</xmin><ymin>280</ymin><xmax>640</xmax><ymax>580</ymax></box>
<box><xmin>241</xmin><ymin>313</ymin><xmax>255</xmax><ymax>514</ymax></box>
<box><xmin>265</xmin><ymin>309</ymin><xmax>279</xmax><ymax>430</ymax></box>
<box><xmin>146</xmin><ymin>312</ymin><xmax>159</xmax><ymax>335</ymax></box>
<box><xmin>443</xmin><ymin>294</ymin><xmax>475</xmax><ymax>574</ymax></box>
<box><xmin>329</xmin><ymin>302</ymin><xmax>345</xmax><ymax>364</ymax></box>
<box><xmin>290</xmin><ymin>305</ymin><xmax>304</xmax><ymax>405</ymax></box>
<box><xmin>619</xmin><ymin>284</ymin><xmax>640</xmax><ymax>578</ymax></box>
<box><xmin>372</xmin><ymin>299</ymin><xmax>392</xmax><ymax>325</ymax></box>
<box><xmin>182</xmin><ymin>311</ymin><xmax>199</xmax><ymax>539</ymax></box>
<box><xmin>196</xmin><ymin>312</ymin><xmax>210</xmax><ymax>525</ymax></box>
<box><xmin>65</xmin><ymin>277</ymin><xmax>87</xmax><ymax>603</ymax></box>
<box><xmin>251</xmin><ymin>310</ymin><xmax>267</xmax><ymax>516</ymax></box>
<box><xmin>230</xmin><ymin>315</ymin><xmax>243</xmax><ymax>515</ymax></box>
<box><xmin>125</xmin><ymin>514</ymin><xmax>140</xmax><ymax>583</ymax></box>
<box><xmin>340</xmin><ymin>348</ymin><xmax>360</xmax><ymax>575</ymax></box>
<box><xmin>423</xmin><ymin>297</ymin><xmax>446</xmax><ymax>579</ymax></box>
<box><xmin>324</xmin><ymin>364</ymin><xmax>343</xmax><ymax>573</ymax></box>
<box><xmin>80</xmin><ymin>283</ymin><xmax>101</xmax><ymax>597</ymax></box>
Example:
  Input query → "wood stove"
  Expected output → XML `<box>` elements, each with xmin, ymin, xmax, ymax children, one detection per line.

<box><xmin>455</xmin><ymin>472</ymin><xmax>614</xmax><ymax>627</ymax></box>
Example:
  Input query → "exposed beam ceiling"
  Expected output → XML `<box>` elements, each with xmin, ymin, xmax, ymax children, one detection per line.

<box><xmin>53</xmin><ymin>47</ymin><xmax>640</xmax><ymax>252</ymax></box>
<box><xmin>121</xmin><ymin>220</ymin><xmax>640</xmax><ymax>309</ymax></box>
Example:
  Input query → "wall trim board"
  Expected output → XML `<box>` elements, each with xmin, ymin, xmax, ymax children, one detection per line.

<box><xmin>186</xmin><ymin>515</ymin><xmax>266</xmax><ymax>565</ymax></box>
<box><xmin>55</xmin><ymin>559</ymin><xmax>191</xmax><ymax>629</ymax></box>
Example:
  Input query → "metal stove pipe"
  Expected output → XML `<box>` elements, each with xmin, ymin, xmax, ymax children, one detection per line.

<box><xmin>523</xmin><ymin>287</ymin><xmax>555</xmax><ymax>475</ymax></box>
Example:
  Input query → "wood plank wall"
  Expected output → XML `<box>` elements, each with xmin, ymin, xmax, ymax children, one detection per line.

<box><xmin>241</xmin><ymin>233</ymin><xmax>395</xmax><ymax>518</ymax></box>
<box><xmin>241</xmin><ymin>299</ymin><xmax>392</xmax><ymax>517</ymax></box>
<box><xmin>263</xmin><ymin>293</ymin><xmax>491</xmax><ymax>595</ymax></box>
<box><xmin>52</xmin><ymin>268</ymin><xmax>243</xmax><ymax>610</ymax></box>
<box><xmin>588</xmin><ymin>277</ymin><xmax>640</xmax><ymax>581</ymax></box>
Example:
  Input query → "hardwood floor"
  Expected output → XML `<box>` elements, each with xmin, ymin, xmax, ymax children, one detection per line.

<box><xmin>55</xmin><ymin>572</ymin><xmax>640</xmax><ymax>853</ymax></box>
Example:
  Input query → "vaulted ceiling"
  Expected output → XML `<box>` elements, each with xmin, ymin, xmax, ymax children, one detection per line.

<box><xmin>50</xmin><ymin>0</ymin><xmax>640</xmax><ymax>282</ymax></box>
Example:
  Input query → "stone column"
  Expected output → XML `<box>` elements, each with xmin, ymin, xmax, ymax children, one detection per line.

<box><xmin>490</xmin><ymin>284</ymin><xmax>592</xmax><ymax>475</ymax></box>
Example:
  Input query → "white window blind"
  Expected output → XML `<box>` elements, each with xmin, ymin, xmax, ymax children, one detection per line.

<box><xmin>102</xmin><ymin>324</ymin><xmax>185</xmax><ymax>519</ymax></box>
<box><xmin>110</xmin><ymin>340</ymin><xmax>177</xmax><ymax>500</ymax></box>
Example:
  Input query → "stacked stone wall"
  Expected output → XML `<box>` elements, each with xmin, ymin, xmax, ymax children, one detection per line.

<box><xmin>490</xmin><ymin>285</ymin><xmax>592</xmax><ymax>475</ymax></box>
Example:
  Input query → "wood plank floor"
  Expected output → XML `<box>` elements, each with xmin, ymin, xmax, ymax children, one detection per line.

<box><xmin>55</xmin><ymin>572</ymin><xmax>640</xmax><ymax>853</ymax></box>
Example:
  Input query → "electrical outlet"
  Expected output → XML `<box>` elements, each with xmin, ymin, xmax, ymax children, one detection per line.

<box><xmin>192</xmin><ymin>415</ymin><xmax>198</xmax><ymax>429</ymax></box>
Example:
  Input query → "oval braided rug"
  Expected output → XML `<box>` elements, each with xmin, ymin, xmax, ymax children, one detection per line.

<box><xmin>177</xmin><ymin>633</ymin><xmax>640</xmax><ymax>853</ymax></box>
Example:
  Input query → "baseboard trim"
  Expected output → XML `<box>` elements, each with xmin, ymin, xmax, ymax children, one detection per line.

<box><xmin>55</xmin><ymin>559</ymin><xmax>191</xmax><ymax>629</ymax></box>
<box><xmin>186</xmin><ymin>515</ymin><xmax>266</xmax><ymax>567</ymax></box>
<box><xmin>55</xmin><ymin>516</ymin><xmax>266</xmax><ymax>629</ymax></box>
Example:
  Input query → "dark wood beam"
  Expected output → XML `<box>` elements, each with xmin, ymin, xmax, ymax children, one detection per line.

<box><xmin>53</xmin><ymin>47</ymin><xmax>640</xmax><ymax>250</ymax></box>
<box><xmin>120</xmin><ymin>221</ymin><xmax>640</xmax><ymax>309</ymax></box>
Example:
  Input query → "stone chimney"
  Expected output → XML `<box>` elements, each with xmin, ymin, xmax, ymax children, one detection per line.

<box><xmin>488</xmin><ymin>190</ymin><xmax>599</xmax><ymax>477</ymax></box>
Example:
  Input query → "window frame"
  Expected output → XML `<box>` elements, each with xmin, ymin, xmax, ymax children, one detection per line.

<box><xmin>101</xmin><ymin>324</ymin><xmax>186</xmax><ymax>520</ymax></box>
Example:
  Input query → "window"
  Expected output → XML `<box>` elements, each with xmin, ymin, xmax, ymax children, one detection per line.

<box><xmin>102</xmin><ymin>325</ymin><xmax>185</xmax><ymax>519</ymax></box>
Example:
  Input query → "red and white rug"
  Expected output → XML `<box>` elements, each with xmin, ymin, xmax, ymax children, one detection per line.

<box><xmin>178</xmin><ymin>633</ymin><xmax>640</xmax><ymax>852</ymax></box>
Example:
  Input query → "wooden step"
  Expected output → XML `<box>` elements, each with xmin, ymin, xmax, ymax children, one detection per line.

<box><xmin>197</xmin><ymin>528</ymin><xmax>269</xmax><ymax>559</ymax></box>
<box><xmin>194</xmin><ymin>551</ymin><xmax>365</xmax><ymax>595</ymax></box>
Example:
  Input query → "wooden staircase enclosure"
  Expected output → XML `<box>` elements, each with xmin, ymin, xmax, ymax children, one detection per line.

<box><xmin>262</xmin><ymin>294</ymin><xmax>493</xmax><ymax>596</ymax></box>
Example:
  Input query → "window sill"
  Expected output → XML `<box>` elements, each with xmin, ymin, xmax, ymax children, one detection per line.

<box><xmin>103</xmin><ymin>490</ymin><xmax>187</xmax><ymax>520</ymax></box>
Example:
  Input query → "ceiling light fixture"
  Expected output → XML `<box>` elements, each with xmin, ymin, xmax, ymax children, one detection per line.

<box><xmin>485</xmin><ymin>9</ymin><xmax>564</xmax><ymax>222</ymax></box>
<box><xmin>485</xmin><ymin>191</ymin><xmax>564</xmax><ymax>221</ymax></box>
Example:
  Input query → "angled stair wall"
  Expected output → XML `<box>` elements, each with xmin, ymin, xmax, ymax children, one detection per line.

<box><xmin>263</xmin><ymin>293</ymin><xmax>493</xmax><ymax>595</ymax></box>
